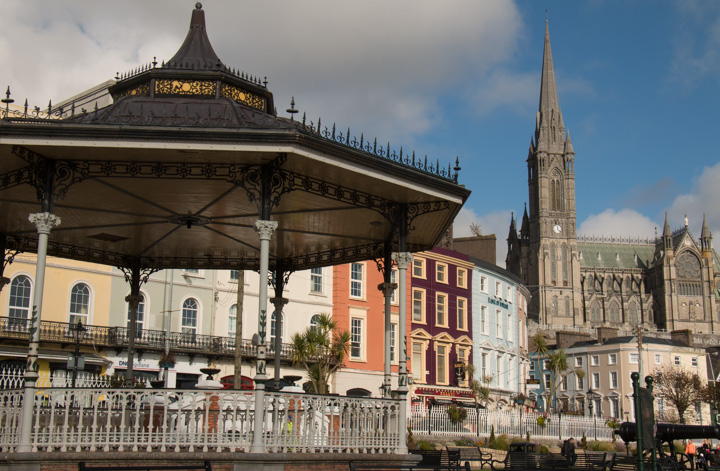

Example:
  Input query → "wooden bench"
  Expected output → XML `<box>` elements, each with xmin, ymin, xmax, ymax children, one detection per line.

<box><xmin>447</xmin><ymin>447</ymin><xmax>494</xmax><ymax>468</ymax></box>
<box><xmin>416</xmin><ymin>450</ymin><xmax>461</xmax><ymax>467</ymax></box>
<box><xmin>79</xmin><ymin>462</ymin><xmax>211</xmax><ymax>471</ymax></box>
<box><xmin>349</xmin><ymin>462</ymin><xmax>471</xmax><ymax>471</ymax></box>
<box><xmin>538</xmin><ymin>452</ymin><xmax>614</xmax><ymax>471</ymax></box>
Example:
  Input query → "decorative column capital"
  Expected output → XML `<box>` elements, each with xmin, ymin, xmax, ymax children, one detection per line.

<box><xmin>29</xmin><ymin>212</ymin><xmax>61</xmax><ymax>234</ymax></box>
<box><xmin>125</xmin><ymin>294</ymin><xmax>143</xmax><ymax>309</ymax></box>
<box><xmin>393</xmin><ymin>252</ymin><xmax>413</xmax><ymax>270</ymax></box>
<box><xmin>253</xmin><ymin>220</ymin><xmax>278</xmax><ymax>240</ymax></box>
<box><xmin>377</xmin><ymin>282</ymin><xmax>397</xmax><ymax>298</ymax></box>
<box><xmin>270</xmin><ymin>297</ymin><xmax>289</xmax><ymax>309</ymax></box>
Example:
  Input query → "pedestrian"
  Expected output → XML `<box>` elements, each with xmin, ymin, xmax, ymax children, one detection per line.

<box><xmin>562</xmin><ymin>437</ymin><xmax>577</xmax><ymax>467</ymax></box>
<box><xmin>686</xmin><ymin>440</ymin><xmax>697</xmax><ymax>470</ymax></box>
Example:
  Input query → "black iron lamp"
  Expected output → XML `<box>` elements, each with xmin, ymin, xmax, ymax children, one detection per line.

<box><xmin>70</xmin><ymin>319</ymin><xmax>87</xmax><ymax>388</ymax></box>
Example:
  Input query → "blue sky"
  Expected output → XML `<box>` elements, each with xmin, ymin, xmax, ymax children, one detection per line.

<box><xmin>3</xmin><ymin>1</ymin><xmax>720</xmax><ymax>265</ymax></box>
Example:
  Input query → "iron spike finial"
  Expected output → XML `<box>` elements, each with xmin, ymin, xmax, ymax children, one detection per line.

<box><xmin>263</xmin><ymin>76</ymin><xmax>268</xmax><ymax>88</ymax></box>
<box><xmin>24</xmin><ymin>99</ymin><xmax>28</xmax><ymax>116</ymax></box>
<box><xmin>153</xmin><ymin>56</ymin><xmax>157</xmax><ymax>67</ymax></box>
<box><xmin>302</xmin><ymin>112</ymin><xmax>306</xmax><ymax>126</ymax></box>
<box><xmin>47</xmin><ymin>100</ymin><xmax>52</xmax><ymax>116</ymax></box>
<box><xmin>286</xmin><ymin>97</ymin><xmax>298</xmax><ymax>121</ymax></box>
<box><xmin>317</xmin><ymin>117</ymin><xmax>321</xmax><ymax>133</ymax></box>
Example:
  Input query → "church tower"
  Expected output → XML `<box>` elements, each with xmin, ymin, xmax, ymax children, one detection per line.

<box><xmin>508</xmin><ymin>20</ymin><xmax>583</xmax><ymax>326</ymax></box>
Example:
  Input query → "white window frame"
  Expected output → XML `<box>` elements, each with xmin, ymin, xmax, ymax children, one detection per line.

<box><xmin>610</xmin><ymin>371</ymin><xmax>618</xmax><ymax>389</ymax></box>
<box><xmin>435</xmin><ymin>342</ymin><xmax>450</xmax><ymax>385</ymax></box>
<box><xmin>576</xmin><ymin>356</ymin><xmax>583</xmax><ymax>367</ymax></box>
<box><xmin>412</xmin><ymin>257</ymin><xmax>426</xmax><ymax>279</ymax></box>
<box><xmin>655</xmin><ymin>353</ymin><xmax>663</xmax><ymax>365</ymax></box>
<box><xmin>436</xmin><ymin>262</ymin><xmax>448</xmax><ymax>284</ymax></box>
<box><xmin>480</xmin><ymin>276</ymin><xmax>488</xmax><ymax>293</ymax></box>
<box><xmin>457</xmin><ymin>268</ymin><xmax>467</xmax><ymax>289</ymax></box>
<box><xmin>412</xmin><ymin>340</ymin><xmax>427</xmax><ymax>383</ymax></box>
<box><xmin>412</xmin><ymin>288</ymin><xmax>426</xmax><ymax>324</ymax></box>
<box><xmin>507</xmin><ymin>313</ymin><xmax>513</xmax><ymax>343</ymax></box>
<box><xmin>576</xmin><ymin>374</ymin><xmax>584</xmax><ymax>390</ymax></box>
<box><xmin>436</xmin><ymin>292</ymin><xmax>448</xmax><ymax>327</ymax></box>
<box><xmin>8</xmin><ymin>274</ymin><xmax>33</xmax><ymax>323</ymax></box>
<box><xmin>390</xmin><ymin>269</ymin><xmax>398</xmax><ymax>304</ymax></box>
<box><xmin>495</xmin><ymin>281</ymin><xmax>502</xmax><ymax>297</ymax></box>
<box><xmin>182</xmin><ymin>268</ymin><xmax>204</xmax><ymax>278</ymax></box>
<box><xmin>350</xmin><ymin>263</ymin><xmax>365</xmax><ymax>299</ymax></box>
<box><xmin>608</xmin><ymin>353</ymin><xmax>617</xmax><ymax>365</ymax></box>
<box><xmin>496</xmin><ymin>309</ymin><xmax>503</xmax><ymax>339</ymax></box>
<box><xmin>590</xmin><ymin>355</ymin><xmax>599</xmax><ymax>366</ymax></box>
<box><xmin>629</xmin><ymin>352</ymin><xmax>639</xmax><ymax>364</ymax></box>
<box><xmin>68</xmin><ymin>281</ymin><xmax>93</xmax><ymax>326</ymax></box>
<box><xmin>457</xmin><ymin>297</ymin><xmax>467</xmax><ymax>331</ymax></box>
<box><xmin>228</xmin><ymin>304</ymin><xmax>238</xmax><ymax>334</ymax></box>
<box><xmin>592</xmin><ymin>372</ymin><xmax>600</xmax><ymax>389</ymax></box>
<box><xmin>181</xmin><ymin>297</ymin><xmax>199</xmax><ymax>336</ymax></box>
<box><xmin>674</xmin><ymin>355</ymin><xmax>681</xmax><ymax>366</ymax></box>
<box><xmin>480</xmin><ymin>306</ymin><xmax>488</xmax><ymax>334</ymax></box>
<box><xmin>692</xmin><ymin>357</ymin><xmax>698</xmax><ymax>367</ymax></box>
<box><xmin>390</xmin><ymin>322</ymin><xmax>398</xmax><ymax>364</ymax></box>
<box><xmin>310</xmin><ymin>267</ymin><xmax>323</xmax><ymax>294</ymax></box>
<box><xmin>350</xmin><ymin>316</ymin><xmax>365</xmax><ymax>361</ymax></box>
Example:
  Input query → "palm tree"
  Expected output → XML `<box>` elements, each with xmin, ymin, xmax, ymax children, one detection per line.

<box><xmin>531</xmin><ymin>333</ymin><xmax>584</xmax><ymax>412</ymax></box>
<box><xmin>290</xmin><ymin>313</ymin><xmax>350</xmax><ymax>394</ymax></box>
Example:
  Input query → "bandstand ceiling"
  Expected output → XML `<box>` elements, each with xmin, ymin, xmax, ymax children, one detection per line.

<box><xmin>0</xmin><ymin>5</ymin><xmax>470</xmax><ymax>273</ymax></box>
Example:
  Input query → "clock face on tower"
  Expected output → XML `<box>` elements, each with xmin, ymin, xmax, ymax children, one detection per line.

<box><xmin>553</xmin><ymin>224</ymin><xmax>562</xmax><ymax>234</ymax></box>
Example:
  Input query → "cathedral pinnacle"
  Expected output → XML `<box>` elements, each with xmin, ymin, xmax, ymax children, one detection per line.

<box><xmin>536</xmin><ymin>18</ymin><xmax>565</xmax><ymax>152</ymax></box>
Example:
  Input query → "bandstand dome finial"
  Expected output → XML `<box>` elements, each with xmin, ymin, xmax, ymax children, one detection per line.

<box><xmin>195</xmin><ymin>2</ymin><xmax>202</xmax><ymax>9</ymax></box>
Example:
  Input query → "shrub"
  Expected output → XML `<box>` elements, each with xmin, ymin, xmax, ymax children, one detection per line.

<box><xmin>586</xmin><ymin>441</ymin><xmax>616</xmax><ymax>452</ymax></box>
<box><xmin>447</xmin><ymin>405</ymin><xmax>468</xmax><ymax>424</ymax></box>
<box><xmin>489</xmin><ymin>425</ymin><xmax>496</xmax><ymax>443</ymax></box>
<box><xmin>488</xmin><ymin>434</ymin><xmax>511</xmax><ymax>451</ymax></box>
<box><xmin>580</xmin><ymin>432</ymin><xmax>588</xmax><ymax>449</ymax></box>
<box><xmin>456</xmin><ymin>437</ymin><xmax>483</xmax><ymax>447</ymax></box>
<box><xmin>536</xmin><ymin>416</ymin><xmax>549</xmax><ymax>428</ymax></box>
<box><xmin>539</xmin><ymin>445</ymin><xmax>549</xmax><ymax>454</ymax></box>
<box><xmin>416</xmin><ymin>440</ymin><xmax>436</xmax><ymax>451</ymax></box>
<box><xmin>526</xmin><ymin>432</ymin><xmax>531</xmax><ymax>442</ymax></box>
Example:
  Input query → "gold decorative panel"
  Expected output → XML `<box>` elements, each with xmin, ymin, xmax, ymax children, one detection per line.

<box><xmin>155</xmin><ymin>80</ymin><xmax>216</xmax><ymax>96</ymax></box>
<box><xmin>221</xmin><ymin>83</ymin><xmax>265</xmax><ymax>111</ymax></box>
<box><xmin>115</xmin><ymin>83</ymin><xmax>150</xmax><ymax>99</ymax></box>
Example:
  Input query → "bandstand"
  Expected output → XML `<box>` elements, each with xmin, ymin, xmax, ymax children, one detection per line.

<box><xmin>0</xmin><ymin>4</ymin><xmax>469</xmax><ymax>470</ymax></box>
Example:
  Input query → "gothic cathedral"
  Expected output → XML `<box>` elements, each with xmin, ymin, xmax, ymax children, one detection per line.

<box><xmin>506</xmin><ymin>21</ymin><xmax>720</xmax><ymax>334</ymax></box>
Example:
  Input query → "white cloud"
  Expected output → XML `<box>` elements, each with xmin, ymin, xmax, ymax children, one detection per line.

<box><xmin>578</xmin><ymin>209</ymin><xmax>657</xmax><ymax>239</ymax></box>
<box><xmin>667</xmin><ymin>162</ymin><xmax>720</xmax><ymax>238</ymax></box>
<box><xmin>1</xmin><ymin>0</ymin><xmax>523</xmax><ymax>146</ymax></box>
<box><xmin>453</xmin><ymin>207</ymin><xmax>512</xmax><ymax>266</ymax></box>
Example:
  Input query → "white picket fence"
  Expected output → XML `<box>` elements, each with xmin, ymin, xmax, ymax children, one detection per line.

<box><xmin>410</xmin><ymin>405</ymin><xmax>613</xmax><ymax>441</ymax></box>
<box><xmin>0</xmin><ymin>366</ymin><xmax>113</xmax><ymax>389</ymax></box>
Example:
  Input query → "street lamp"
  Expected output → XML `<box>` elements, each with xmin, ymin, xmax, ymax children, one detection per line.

<box><xmin>588</xmin><ymin>388</ymin><xmax>597</xmax><ymax>441</ymax></box>
<box><xmin>69</xmin><ymin>319</ymin><xmax>87</xmax><ymax>388</ymax></box>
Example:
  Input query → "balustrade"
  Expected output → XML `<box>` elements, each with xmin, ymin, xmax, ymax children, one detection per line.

<box><xmin>0</xmin><ymin>387</ymin><xmax>401</xmax><ymax>454</ymax></box>
<box><xmin>0</xmin><ymin>316</ymin><xmax>299</xmax><ymax>361</ymax></box>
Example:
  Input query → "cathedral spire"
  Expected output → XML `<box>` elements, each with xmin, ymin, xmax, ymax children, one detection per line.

<box><xmin>701</xmin><ymin>213</ymin><xmax>712</xmax><ymax>253</ymax></box>
<box><xmin>521</xmin><ymin>203</ymin><xmax>530</xmax><ymax>240</ymax></box>
<box><xmin>536</xmin><ymin>19</ymin><xmax>565</xmax><ymax>151</ymax></box>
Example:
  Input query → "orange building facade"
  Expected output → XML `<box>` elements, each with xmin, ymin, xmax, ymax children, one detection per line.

<box><xmin>332</xmin><ymin>260</ymin><xmax>411</xmax><ymax>397</ymax></box>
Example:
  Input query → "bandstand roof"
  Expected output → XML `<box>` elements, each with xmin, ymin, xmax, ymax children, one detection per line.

<box><xmin>0</xmin><ymin>4</ymin><xmax>470</xmax><ymax>273</ymax></box>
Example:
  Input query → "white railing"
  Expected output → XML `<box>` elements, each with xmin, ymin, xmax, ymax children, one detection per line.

<box><xmin>0</xmin><ymin>367</ymin><xmax>113</xmax><ymax>389</ymax></box>
<box><xmin>410</xmin><ymin>405</ymin><xmax>613</xmax><ymax>442</ymax></box>
<box><xmin>0</xmin><ymin>387</ymin><xmax>401</xmax><ymax>453</ymax></box>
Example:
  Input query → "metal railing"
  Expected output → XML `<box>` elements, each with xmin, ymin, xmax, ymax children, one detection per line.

<box><xmin>0</xmin><ymin>387</ymin><xmax>401</xmax><ymax>454</ymax></box>
<box><xmin>410</xmin><ymin>405</ymin><xmax>613</xmax><ymax>441</ymax></box>
<box><xmin>0</xmin><ymin>316</ymin><xmax>297</xmax><ymax>361</ymax></box>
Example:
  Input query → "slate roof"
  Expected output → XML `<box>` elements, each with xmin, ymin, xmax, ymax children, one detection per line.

<box><xmin>578</xmin><ymin>242</ymin><xmax>655</xmax><ymax>270</ymax></box>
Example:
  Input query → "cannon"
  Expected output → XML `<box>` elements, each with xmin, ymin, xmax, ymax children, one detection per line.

<box><xmin>617</xmin><ymin>422</ymin><xmax>720</xmax><ymax>443</ymax></box>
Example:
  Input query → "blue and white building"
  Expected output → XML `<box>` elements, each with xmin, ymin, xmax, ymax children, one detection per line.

<box><xmin>471</xmin><ymin>258</ymin><xmax>530</xmax><ymax>409</ymax></box>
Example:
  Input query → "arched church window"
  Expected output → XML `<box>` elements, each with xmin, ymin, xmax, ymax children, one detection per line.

<box><xmin>552</xmin><ymin>296</ymin><xmax>558</xmax><ymax>318</ymax></box>
<box><xmin>609</xmin><ymin>302</ymin><xmax>620</xmax><ymax>323</ymax></box>
<box><xmin>565</xmin><ymin>297</ymin><xmax>570</xmax><ymax>318</ymax></box>
<box><xmin>551</xmin><ymin>171</ymin><xmax>563</xmax><ymax>211</ymax></box>
<box><xmin>590</xmin><ymin>302</ymin><xmax>601</xmax><ymax>322</ymax></box>
<box><xmin>550</xmin><ymin>244</ymin><xmax>556</xmax><ymax>285</ymax></box>
<box><xmin>627</xmin><ymin>303</ymin><xmax>639</xmax><ymax>325</ymax></box>
<box><xmin>562</xmin><ymin>244</ymin><xmax>568</xmax><ymax>286</ymax></box>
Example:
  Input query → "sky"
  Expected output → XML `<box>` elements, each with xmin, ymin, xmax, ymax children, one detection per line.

<box><xmin>2</xmin><ymin>0</ymin><xmax>720</xmax><ymax>266</ymax></box>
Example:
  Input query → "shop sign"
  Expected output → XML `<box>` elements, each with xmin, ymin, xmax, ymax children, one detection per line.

<box><xmin>414</xmin><ymin>387</ymin><xmax>473</xmax><ymax>399</ymax></box>
<box><xmin>489</xmin><ymin>298</ymin><xmax>509</xmax><ymax>309</ymax></box>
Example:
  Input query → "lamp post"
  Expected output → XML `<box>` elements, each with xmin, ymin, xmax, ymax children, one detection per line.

<box><xmin>70</xmin><ymin>319</ymin><xmax>87</xmax><ymax>388</ymax></box>
<box><xmin>588</xmin><ymin>388</ymin><xmax>597</xmax><ymax>441</ymax></box>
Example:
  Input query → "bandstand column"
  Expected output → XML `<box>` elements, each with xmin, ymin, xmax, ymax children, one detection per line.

<box><xmin>378</xmin><ymin>280</ymin><xmax>396</xmax><ymax>398</ymax></box>
<box><xmin>19</xmin><ymin>212</ymin><xmax>61</xmax><ymax>452</ymax></box>
<box><xmin>251</xmin><ymin>219</ymin><xmax>277</xmax><ymax>453</ymax></box>
<box><xmin>270</xmin><ymin>295</ymin><xmax>289</xmax><ymax>388</ymax></box>
<box><xmin>393</xmin><ymin>251</ymin><xmax>412</xmax><ymax>454</ymax></box>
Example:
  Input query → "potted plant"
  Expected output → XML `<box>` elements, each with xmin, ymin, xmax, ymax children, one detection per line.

<box><xmin>159</xmin><ymin>350</ymin><xmax>176</xmax><ymax>369</ymax></box>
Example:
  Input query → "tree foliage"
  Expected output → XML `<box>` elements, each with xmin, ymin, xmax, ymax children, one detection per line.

<box><xmin>465</xmin><ymin>363</ymin><xmax>492</xmax><ymax>408</ymax></box>
<box><xmin>531</xmin><ymin>333</ymin><xmax>585</xmax><ymax>412</ymax></box>
<box><xmin>290</xmin><ymin>313</ymin><xmax>350</xmax><ymax>394</ymax></box>
<box><xmin>652</xmin><ymin>366</ymin><xmax>704</xmax><ymax>424</ymax></box>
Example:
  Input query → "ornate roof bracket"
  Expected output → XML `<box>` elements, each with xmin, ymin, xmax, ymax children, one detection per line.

<box><xmin>406</xmin><ymin>201</ymin><xmax>451</xmax><ymax>232</ymax></box>
<box><xmin>373</xmin><ymin>240</ymin><xmax>396</xmax><ymax>280</ymax></box>
<box><xmin>11</xmin><ymin>146</ymin><xmax>88</xmax><ymax>209</ymax></box>
<box><xmin>239</xmin><ymin>153</ymin><xmax>289</xmax><ymax>219</ymax></box>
